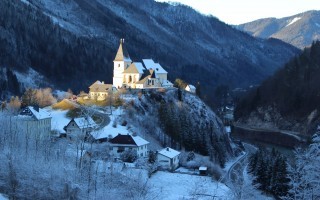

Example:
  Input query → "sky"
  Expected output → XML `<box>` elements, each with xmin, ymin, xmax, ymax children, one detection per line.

<box><xmin>156</xmin><ymin>0</ymin><xmax>320</xmax><ymax>25</ymax></box>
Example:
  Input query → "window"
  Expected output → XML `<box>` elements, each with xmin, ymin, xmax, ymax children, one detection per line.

<box><xmin>118</xmin><ymin>64</ymin><xmax>120</xmax><ymax>68</ymax></box>
<box><xmin>140</xmin><ymin>153</ymin><xmax>143</xmax><ymax>157</ymax></box>
<box><xmin>129</xmin><ymin>75</ymin><xmax>132</xmax><ymax>83</ymax></box>
<box><xmin>117</xmin><ymin>147</ymin><xmax>125</xmax><ymax>153</ymax></box>
<box><xmin>109</xmin><ymin>147</ymin><xmax>113</xmax><ymax>151</ymax></box>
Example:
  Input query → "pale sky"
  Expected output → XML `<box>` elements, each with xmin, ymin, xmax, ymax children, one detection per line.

<box><xmin>156</xmin><ymin>0</ymin><xmax>320</xmax><ymax>25</ymax></box>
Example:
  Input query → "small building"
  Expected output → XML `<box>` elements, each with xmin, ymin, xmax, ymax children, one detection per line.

<box><xmin>185</xmin><ymin>84</ymin><xmax>196</xmax><ymax>93</ymax></box>
<box><xmin>89</xmin><ymin>80</ymin><xmax>117</xmax><ymax>101</ymax></box>
<box><xmin>225</xmin><ymin>126</ymin><xmax>231</xmax><ymax>134</ymax></box>
<box><xmin>157</xmin><ymin>147</ymin><xmax>180</xmax><ymax>171</ymax></box>
<box><xmin>64</xmin><ymin>117</ymin><xmax>97</xmax><ymax>139</ymax></box>
<box><xmin>109</xmin><ymin>134</ymin><xmax>149</xmax><ymax>159</ymax></box>
<box><xmin>199</xmin><ymin>166</ymin><xmax>208</xmax><ymax>176</ymax></box>
<box><xmin>17</xmin><ymin>106</ymin><xmax>52</xmax><ymax>138</ymax></box>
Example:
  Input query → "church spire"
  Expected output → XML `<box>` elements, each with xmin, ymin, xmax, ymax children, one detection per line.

<box><xmin>114</xmin><ymin>38</ymin><xmax>131</xmax><ymax>62</ymax></box>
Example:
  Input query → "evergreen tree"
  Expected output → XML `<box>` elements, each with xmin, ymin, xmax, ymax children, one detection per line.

<box><xmin>196</xmin><ymin>82</ymin><xmax>201</xmax><ymax>98</ymax></box>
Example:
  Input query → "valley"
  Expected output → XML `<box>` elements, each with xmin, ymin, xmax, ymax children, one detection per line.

<box><xmin>0</xmin><ymin>0</ymin><xmax>319</xmax><ymax>199</ymax></box>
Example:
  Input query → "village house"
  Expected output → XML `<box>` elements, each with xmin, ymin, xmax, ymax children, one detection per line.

<box><xmin>157</xmin><ymin>147</ymin><xmax>180</xmax><ymax>171</ymax></box>
<box><xmin>109</xmin><ymin>134</ymin><xmax>149</xmax><ymax>158</ymax></box>
<box><xmin>64</xmin><ymin>117</ymin><xmax>98</xmax><ymax>139</ymax></box>
<box><xmin>113</xmin><ymin>39</ymin><xmax>173</xmax><ymax>89</ymax></box>
<box><xmin>17</xmin><ymin>106</ymin><xmax>52</xmax><ymax>138</ymax></box>
<box><xmin>88</xmin><ymin>80</ymin><xmax>117</xmax><ymax>101</ymax></box>
<box><xmin>185</xmin><ymin>84</ymin><xmax>196</xmax><ymax>93</ymax></box>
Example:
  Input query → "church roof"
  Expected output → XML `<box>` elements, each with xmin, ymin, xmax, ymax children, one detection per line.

<box><xmin>142</xmin><ymin>59</ymin><xmax>167</xmax><ymax>74</ymax></box>
<box><xmin>114</xmin><ymin>39</ymin><xmax>131</xmax><ymax>62</ymax></box>
<box><xmin>123</xmin><ymin>62</ymin><xmax>144</xmax><ymax>74</ymax></box>
<box><xmin>89</xmin><ymin>81</ymin><xmax>114</xmax><ymax>93</ymax></box>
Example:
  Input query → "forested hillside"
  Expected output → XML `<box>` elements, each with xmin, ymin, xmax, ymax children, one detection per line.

<box><xmin>0</xmin><ymin>0</ymin><xmax>298</xmax><ymax>103</ymax></box>
<box><xmin>122</xmin><ymin>89</ymin><xmax>234</xmax><ymax>167</ymax></box>
<box><xmin>235</xmin><ymin>41</ymin><xmax>320</xmax><ymax>135</ymax></box>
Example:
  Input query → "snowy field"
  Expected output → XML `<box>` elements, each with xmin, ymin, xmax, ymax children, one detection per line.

<box><xmin>0</xmin><ymin>194</ymin><xmax>8</xmax><ymax>200</ymax></box>
<box><xmin>91</xmin><ymin>108</ymin><xmax>130</xmax><ymax>139</ymax></box>
<box><xmin>45</xmin><ymin>108</ymin><xmax>70</xmax><ymax>133</ymax></box>
<box><xmin>148</xmin><ymin>171</ymin><xmax>229</xmax><ymax>200</ymax></box>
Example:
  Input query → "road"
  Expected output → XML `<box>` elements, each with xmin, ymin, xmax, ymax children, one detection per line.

<box><xmin>223</xmin><ymin>143</ymin><xmax>257</xmax><ymax>187</ymax></box>
<box><xmin>66</xmin><ymin>99</ymin><xmax>111</xmax><ymax>130</ymax></box>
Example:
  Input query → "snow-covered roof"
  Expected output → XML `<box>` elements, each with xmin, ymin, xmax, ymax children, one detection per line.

<box><xmin>123</xmin><ymin>62</ymin><xmax>145</xmax><ymax>74</ymax></box>
<box><xmin>162</xmin><ymin>80</ymin><xmax>174</xmax><ymax>87</ymax></box>
<box><xmin>73</xmin><ymin>117</ymin><xmax>97</xmax><ymax>129</ymax></box>
<box><xmin>19</xmin><ymin>106</ymin><xmax>51</xmax><ymax>120</ymax></box>
<box><xmin>142</xmin><ymin>59</ymin><xmax>167</xmax><ymax>74</ymax></box>
<box><xmin>109</xmin><ymin>134</ymin><xmax>149</xmax><ymax>146</ymax></box>
<box><xmin>89</xmin><ymin>80</ymin><xmax>115</xmax><ymax>92</ymax></box>
<box><xmin>132</xmin><ymin>135</ymin><xmax>149</xmax><ymax>146</ymax></box>
<box><xmin>199</xmin><ymin>166</ymin><xmax>207</xmax><ymax>171</ymax></box>
<box><xmin>186</xmin><ymin>85</ymin><xmax>196</xmax><ymax>90</ymax></box>
<box><xmin>158</xmin><ymin>147</ymin><xmax>180</xmax><ymax>159</ymax></box>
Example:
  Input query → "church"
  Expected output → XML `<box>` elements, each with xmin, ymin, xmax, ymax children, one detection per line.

<box><xmin>113</xmin><ymin>39</ymin><xmax>173</xmax><ymax>89</ymax></box>
<box><xmin>88</xmin><ymin>39</ymin><xmax>173</xmax><ymax>100</ymax></box>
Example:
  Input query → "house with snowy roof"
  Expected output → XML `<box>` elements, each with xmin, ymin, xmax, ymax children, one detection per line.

<box><xmin>157</xmin><ymin>147</ymin><xmax>180</xmax><ymax>171</ymax></box>
<box><xmin>185</xmin><ymin>84</ymin><xmax>196</xmax><ymax>93</ymax></box>
<box><xmin>88</xmin><ymin>80</ymin><xmax>117</xmax><ymax>101</ymax></box>
<box><xmin>113</xmin><ymin>39</ymin><xmax>173</xmax><ymax>89</ymax></box>
<box><xmin>17</xmin><ymin>106</ymin><xmax>52</xmax><ymax>137</ymax></box>
<box><xmin>109</xmin><ymin>134</ymin><xmax>149</xmax><ymax>158</ymax></box>
<box><xmin>64</xmin><ymin>117</ymin><xmax>98</xmax><ymax>139</ymax></box>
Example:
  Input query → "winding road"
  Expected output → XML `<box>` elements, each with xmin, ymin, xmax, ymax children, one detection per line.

<box><xmin>223</xmin><ymin>143</ymin><xmax>257</xmax><ymax>187</ymax></box>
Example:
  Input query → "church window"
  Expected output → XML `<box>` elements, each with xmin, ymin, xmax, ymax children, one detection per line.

<box><xmin>129</xmin><ymin>75</ymin><xmax>132</xmax><ymax>83</ymax></box>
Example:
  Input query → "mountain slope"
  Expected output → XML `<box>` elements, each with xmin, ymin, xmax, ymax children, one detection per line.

<box><xmin>0</xmin><ymin>0</ymin><xmax>298</xmax><ymax>101</ymax></box>
<box><xmin>237</xmin><ymin>10</ymin><xmax>320</xmax><ymax>49</ymax></box>
<box><xmin>235</xmin><ymin>41</ymin><xmax>320</xmax><ymax>135</ymax></box>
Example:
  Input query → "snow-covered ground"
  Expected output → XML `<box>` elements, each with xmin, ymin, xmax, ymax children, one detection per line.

<box><xmin>148</xmin><ymin>171</ymin><xmax>229</xmax><ymax>199</ymax></box>
<box><xmin>14</xmin><ymin>68</ymin><xmax>49</xmax><ymax>89</ymax></box>
<box><xmin>45</xmin><ymin>108</ymin><xmax>70</xmax><ymax>133</ymax></box>
<box><xmin>91</xmin><ymin>108</ymin><xmax>130</xmax><ymax>140</ymax></box>
<box><xmin>0</xmin><ymin>194</ymin><xmax>8</xmax><ymax>200</ymax></box>
<box><xmin>223</xmin><ymin>152</ymin><xmax>245</xmax><ymax>172</ymax></box>
<box><xmin>286</xmin><ymin>17</ymin><xmax>301</xmax><ymax>27</ymax></box>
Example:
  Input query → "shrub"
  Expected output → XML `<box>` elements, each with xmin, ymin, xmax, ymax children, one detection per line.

<box><xmin>120</xmin><ymin>149</ymin><xmax>137</xmax><ymax>163</ymax></box>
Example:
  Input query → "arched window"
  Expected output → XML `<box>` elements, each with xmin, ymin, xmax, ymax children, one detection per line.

<box><xmin>129</xmin><ymin>75</ymin><xmax>132</xmax><ymax>83</ymax></box>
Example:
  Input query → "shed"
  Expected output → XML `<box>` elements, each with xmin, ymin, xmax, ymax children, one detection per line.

<box><xmin>199</xmin><ymin>166</ymin><xmax>208</xmax><ymax>176</ymax></box>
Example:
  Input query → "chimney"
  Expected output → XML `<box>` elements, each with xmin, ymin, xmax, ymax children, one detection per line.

<box><xmin>166</xmin><ymin>147</ymin><xmax>169</xmax><ymax>151</ymax></box>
